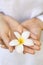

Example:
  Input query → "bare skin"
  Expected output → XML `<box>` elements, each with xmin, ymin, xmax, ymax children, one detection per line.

<box><xmin>3</xmin><ymin>15</ymin><xmax>43</xmax><ymax>54</ymax></box>
<box><xmin>22</xmin><ymin>18</ymin><xmax>43</xmax><ymax>53</ymax></box>
<box><xmin>2</xmin><ymin>15</ymin><xmax>35</xmax><ymax>54</ymax></box>
<box><xmin>0</xmin><ymin>15</ymin><xmax>15</xmax><ymax>52</ymax></box>
<box><xmin>0</xmin><ymin>14</ymin><xmax>43</xmax><ymax>54</ymax></box>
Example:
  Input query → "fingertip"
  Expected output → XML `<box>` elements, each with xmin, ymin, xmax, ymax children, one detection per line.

<box><xmin>9</xmin><ymin>47</ymin><xmax>14</xmax><ymax>52</ymax></box>
<box><xmin>24</xmin><ymin>46</ymin><xmax>35</xmax><ymax>54</ymax></box>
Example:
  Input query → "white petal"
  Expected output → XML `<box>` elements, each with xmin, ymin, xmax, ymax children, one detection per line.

<box><xmin>15</xmin><ymin>45</ymin><xmax>24</xmax><ymax>53</ymax></box>
<box><xmin>9</xmin><ymin>39</ymin><xmax>19</xmax><ymax>46</ymax></box>
<box><xmin>22</xmin><ymin>31</ymin><xmax>30</xmax><ymax>39</ymax></box>
<box><xmin>24</xmin><ymin>39</ymin><xmax>34</xmax><ymax>46</ymax></box>
<box><xmin>14</xmin><ymin>32</ymin><xmax>21</xmax><ymax>39</ymax></box>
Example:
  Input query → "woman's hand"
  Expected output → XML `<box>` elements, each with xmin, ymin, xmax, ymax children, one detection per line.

<box><xmin>1</xmin><ymin>14</ymin><xmax>42</xmax><ymax>54</ymax></box>
<box><xmin>22</xmin><ymin>18</ymin><xmax>43</xmax><ymax>53</ymax></box>
<box><xmin>0</xmin><ymin>14</ymin><xmax>15</xmax><ymax>52</ymax></box>
<box><xmin>2</xmin><ymin>15</ymin><xmax>35</xmax><ymax>54</ymax></box>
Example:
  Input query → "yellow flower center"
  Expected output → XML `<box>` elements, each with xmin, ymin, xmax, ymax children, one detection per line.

<box><xmin>18</xmin><ymin>37</ymin><xmax>24</xmax><ymax>45</ymax></box>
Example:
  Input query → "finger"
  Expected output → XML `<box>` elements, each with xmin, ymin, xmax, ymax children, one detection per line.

<box><xmin>30</xmin><ymin>45</ymin><xmax>40</xmax><ymax>50</ymax></box>
<box><xmin>0</xmin><ymin>38</ymin><xmax>7</xmax><ymax>48</ymax></box>
<box><xmin>23</xmin><ymin>46</ymin><xmax>35</xmax><ymax>54</ymax></box>
<box><xmin>8</xmin><ymin>31</ymin><xmax>16</xmax><ymax>50</ymax></box>
<box><xmin>1</xmin><ymin>45</ymin><xmax>7</xmax><ymax>49</ymax></box>
<box><xmin>0</xmin><ymin>32</ymin><xmax>15</xmax><ymax>49</ymax></box>
<box><xmin>30</xmin><ymin>33</ymin><xmax>38</xmax><ymax>40</ymax></box>
<box><xmin>33</xmin><ymin>39</ymin><xmax>41</xmax><ymax>46</ymax></box>
<box><xmin>16</xmin><ymin>25</ymin><xmax>23</xmax><ymax>34</ymax></box>
<box><xmin>8</xmin><ymin>30</ymin><xmax>15</xmax><ymax>40</ymax></box>
<box><xmin>0</xmin><ymin>40</ymin><xmax>7</xmax><ymax>49</ymax></box>
<box><xmin>1</xmin><ymin>34</ymin><xmax>14</xmax><ymax>52</ymax></box>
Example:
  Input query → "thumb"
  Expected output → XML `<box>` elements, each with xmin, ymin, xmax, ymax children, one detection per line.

<box><xmin>16</xmin><ymin>25</ymin><xmax>23</xmax><ymax>34</ymax></box>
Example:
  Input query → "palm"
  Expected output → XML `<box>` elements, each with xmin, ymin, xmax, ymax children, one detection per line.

<box><xmin>22</xmin><ymin>18</ymin><xmax>42</xmax><ymax>40</ymax></box>
<box><xmin>21</xmin><ymin>18</ymin><xmax>43</xmax><ymax>53</ymax></box>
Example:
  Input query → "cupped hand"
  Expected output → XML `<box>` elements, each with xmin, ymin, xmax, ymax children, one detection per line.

<box><xmin>0</xmin><ymin>14</ymin><xmax>15</xmax><ymax>52</ymax></box>
<box><xmin>2</xmin><ymin>14</ymin><xmax>43</xmax><ymax>54</ymax></box>
<box><xmin>22</xmin><ymin>18</ymin><xmax>43</xmax><ymax>53</ymax></box>
<box><xmin>2</xmin><ymin>15</ymin><xmax>39</xmax><ymax>54</ymax></box>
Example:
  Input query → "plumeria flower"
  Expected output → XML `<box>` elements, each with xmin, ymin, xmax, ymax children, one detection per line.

<box><xmin>9</xmin><ymin>31</ymin><xmax>34</xmax><ymax>53</ymax></box>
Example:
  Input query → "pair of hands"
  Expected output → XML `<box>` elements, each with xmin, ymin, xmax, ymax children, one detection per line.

<box><xmin>0</xmin><ymin>13</ymin><xmax>43</xmax><ymax>54</ymax></box>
